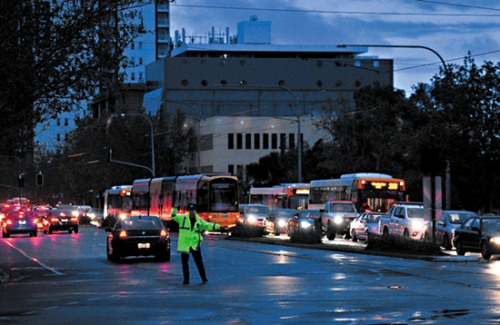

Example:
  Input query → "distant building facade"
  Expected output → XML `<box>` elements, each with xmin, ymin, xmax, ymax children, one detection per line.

<box><xmin>145</xmin><ymin>16</ymin><xmax>393</xmax><ymax>181</ymax></box>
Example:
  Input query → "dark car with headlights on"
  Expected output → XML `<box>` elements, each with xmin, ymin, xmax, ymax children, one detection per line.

<box><xmin>427</xmin><ymin>210</ymin><xmax>477</xmax><ymax>250</ymax></box>
<box><xmin>2</xmin><ymin>210</ymin><xmax>38</xmax><ymax>238</ymax></box>
<box><xmin>265</xmin><ymin>208</ymin><xmax>296</xmax><ymax>235</ymax></box>
<box><xmin>106</xmin><ymin>215</ymin><xmax>171</xmax><ymax>262</ymax></box>
<box><xmin>453</xmin><ymin>215</ymin><xmax>500</xmax><ymax>260</ymax></box>
<box><xmin>287</xmin><ymin>209</ymin><xmax>322</xmax><ymax>235</ymax></box>
<box><xmin>45</xmin><ymin>208</ymin><xmax>79</xmax><ymax>234</ymax></box>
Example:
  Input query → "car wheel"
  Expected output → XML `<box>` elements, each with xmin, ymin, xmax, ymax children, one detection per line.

<box><xmin>382</xmin><ymin>227</ymin><xmax>389</xmax><ymax>237</ymax></box>
<box><xmin>106</xmin><ymin>241</ymin><xmax>120</xmax><ymax>262</ymax></box>
<box><xmin>326</xmin><ymin>222</ymin><xmax>336</xmax><ymax>240</ymax></box>
<box><xmin>455</xmin><ymin>240</ymin><xmax>466</xmax><ymax>256</ymax></box>
<box><xmin>351</xmin><ymin>230</ymin><xmax>357</xmax><ymax>242</ymax></box>
<box><xmin>443</xmin><ymin>235</ymin><xmax>452</xmax><ymax>250</ymax></box>
<box><xmin>74</xmin><ymin>227</ymin><xmax>79</xmax><ymax>234</ymax></box>
<box><xmin>48</xmin><ymin>227</ymin><xmax>53</xmax><ymax>234</ymax></box>
<box><xmin>275</xmin><ymin>231</ymin><xmax>280</xmax><ymax>236</ymax></box>
<box><xmin>403</xmin><ymin>229</ymin><xmax>410</xmax><ymax>238</ymax></box>
<box><xmin>156</xmin><ymin>247</ymin><xmax>171</xmax><ymax>262</ymax></box>
<box><xmin>365</xmin><ymin>230</ymin><xmax>370</xmax><ymax>242</ymax></box>
<box><xmin>2</xmin><ymin>231</ymin><xmax>9</xmax><ymax>238</ymax></box>
<box><xmin>481</xmin><ymin>242</ymin><xmax>492</xmax><ymax>260</ymax></box>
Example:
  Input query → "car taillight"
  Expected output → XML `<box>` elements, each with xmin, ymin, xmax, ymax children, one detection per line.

<box><xmin>160</xmin><ymin>229</ymin><xmax>168</xmax><ymax>237</ymax></box>
<box><xmin>50</xmin><ymin>217</ymin><xmax>59</xmax><ymax>223</ymax></box>
<box><xmin>70</xmin><ymin>217</ymin><xmax>78</xmax><ymax>222</ymax></box>
<box><xmin>119</xmin><ymin>230</ymin><xmax>127</xmax><ymax>238</ymax></box>
<box><xmin>33</xmin><ymin>218</ymin><xmax>39</xmax><ymax>225</ymax></box>
<box><xmin>5</xmin><ymin>219</ymin><xmax>13</xmax><ymax>225</ymax></box>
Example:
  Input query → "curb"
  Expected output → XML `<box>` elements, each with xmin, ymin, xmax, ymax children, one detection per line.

<box><xmin>225</xmin><ymin>236</ymin><xmax>479</xmax><ymax>262</ymax></box>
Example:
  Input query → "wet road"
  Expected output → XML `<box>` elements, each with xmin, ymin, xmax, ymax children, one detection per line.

<box><xmin>1</xmin><ymin>227</ymin><xmax>499</xmax><ymax>324</ymax></box>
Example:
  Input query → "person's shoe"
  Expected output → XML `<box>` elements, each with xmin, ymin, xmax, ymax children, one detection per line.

<box><xmin>183</xmin><ymin>280</ymin><xmax>189</xmax><ymax>285</ymax></box>
<box><xmin>202</xmin><ymin>278</ymin><xmax>208</xmax><ymax>284</ymax></box>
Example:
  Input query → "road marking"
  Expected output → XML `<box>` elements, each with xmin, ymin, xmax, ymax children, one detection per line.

<box><xmin>3</xmin><ymin>241</ymin><xmax>64</xmax><ymax>276</ymax></box>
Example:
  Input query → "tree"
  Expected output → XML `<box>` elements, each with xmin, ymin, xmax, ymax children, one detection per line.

<box><xmin>412</xmin><ymin>57</ymin><xmax>500</xmax><ymax>212</ymax></box>
<box><xmin>0</xmin><ymin>0</ymin><xmax>145</xmax><ymax>157</ymax></box>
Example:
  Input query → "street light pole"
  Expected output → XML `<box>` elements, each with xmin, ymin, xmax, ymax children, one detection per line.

<box><xmin>338</xmin><ymin>44</ymin><xmax>447</xmax><ymax>71</ymax></box>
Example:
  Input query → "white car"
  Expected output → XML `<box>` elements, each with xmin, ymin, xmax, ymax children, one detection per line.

<box><xmin>381</xmin><ymin>203</ymin><xmax>426</xmax><ymax>240</ymax></box>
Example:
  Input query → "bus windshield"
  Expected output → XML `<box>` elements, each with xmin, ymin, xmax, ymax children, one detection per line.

<box><xmin>210</xmin><ymin>182</ymin><xmax>238</xmax><ymax>212</ymax></box>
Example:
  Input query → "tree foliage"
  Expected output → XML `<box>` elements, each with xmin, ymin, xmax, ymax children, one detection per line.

<box><xmin>0</xmin><ymin>0</ymin><xmax>145</xmax><ymax>156</ymax></box>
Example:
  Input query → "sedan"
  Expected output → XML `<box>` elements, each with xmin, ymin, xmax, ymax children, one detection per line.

<box><xmin>106</xmin><ymin>215</ymin><xmax>171</xmax><ymax>262</ymax></box>
<box><xmin>453</xmin><ymin>215</ymin><xmax>500</xmax><ymax>260</ymax></box>
<box><xmin>431</xmin><ymin>210</ymin><xmax>477</xmax><ymax>250</ymax></box>
<box><xmin>44</xmin><ymin>208</ymin><xmax>79</xmax><ymax>234</ymax></box>
<box><xmin>265</xmin><ymin>208</ymin><xmax>296</xmax><ymax>235</ymax></box>
<box><xmin>350</xmin><ymin>212</ymin><xmax>386</xmax><ymax>242</ymax></box>
<box><xmin>1</xmin><ymin>210</ymin><xmax>38</xmax><ymax>238</ymax></box>
<box><xmin>287</xmin><ymin>209</ymin><xmax>322</xmax><ymax>236</ymax></box>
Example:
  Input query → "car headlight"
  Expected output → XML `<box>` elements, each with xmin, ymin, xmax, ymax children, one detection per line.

<box><xmin>411</xmin><ymin>220</ymin><xmax>424</xmax><ymax>231</ymax></box>
<box><xmin>247</xmin><ymin>215</ymin><xmax>257</xmax><ymax>224</ymax></box>
<box><xmin>277</xmin><ymin>219</ymin><xmax>287</xmax><ymax>227</ymax></box>
<box><xmin>300</xmin><ymin>221</ymin><xmax>312</xmax><ymax>229</ymax></box>
<box><xmin>490</xmin><ymin>237</ymin><xmax>500</xmax><ymax>245</ymax></box>
<box><xmin>72</xmin><ymin>210</ymin><xmax>79</xmax><ymax>217</ymax></box>
<box><xmin>333</xmin><ymin>216</ymin><xmax>343</xmax><ymax>224</ymax></box>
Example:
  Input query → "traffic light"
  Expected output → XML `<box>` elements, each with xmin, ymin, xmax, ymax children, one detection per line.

<box><xmin>36</xmin><ymin>172</ymin><xmax>44</xmax><ymax>187</ymax></box>
<box><xmin>17</xmin><ymin>174</ymin><xmax>24</xmax><ymax>188</ymax></box>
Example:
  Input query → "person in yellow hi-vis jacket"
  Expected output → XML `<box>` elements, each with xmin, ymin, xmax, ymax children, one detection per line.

<box><xmin>171</xmin><ymin>203</ymin><xmax>223</xmax><ymax>285</ymax></box>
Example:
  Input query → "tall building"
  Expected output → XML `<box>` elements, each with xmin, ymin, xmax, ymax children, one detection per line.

<box><xmin>36</xmin><ymin>1</ymin><xmax>172</xmax><ymax>152</ymax></box>
<box><xmin>144</xmin><ymin>16</ymin><xmax>393</xmax><ymax>181</ymax></box>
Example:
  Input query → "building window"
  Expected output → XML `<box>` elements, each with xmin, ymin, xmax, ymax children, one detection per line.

<box><xmin>245</xmin><ymin>134</ymin><xmax>251</xmax><ymax>149</ymax></box>
<box><xmin>56</xmin><ymin>134</ymin><xmax>61</xmax><ymax>142</ymax></box>
<box><xmin>289</xmin><ymin>133</ymin><xmax>295</xmax><ymax>149</ymax></box>
<box><xmin>228</xmin><ymin>164</ymin><xmax>234</xmax><ymax>175</ymax></box>
<box><xmin>228</xmin><ymin>133</ymin><xmax>234</xmax><ymax>149</ymax></box>
<box><xmin>280</xmin><ymin>133</ymin><xmax>287</xmax><ymax>150</ymax></box>
<box><xmin>236</xmin><ymin>133</ymin><xmax>243</xmax><ymax>149</ymax></box>
<box><xmin>138</xmin><ymin>42</ymin><xmax>143</xmax><ymax>50</ymax></box>
<box><xmin>131</xmin><ymin>42</ymin><xmax>135</xmax><ymax>50</ymax></box>
<box><xmin>236</xmin><ymin>165</ymin><xmax>244</xmax><ymax>180</ymax></box>
<box><xmin>57</xmin><ymin>119</ymin><xmax>60</xmax><ymax>126</ymax></box>
<box><xmin>271</xmin><ymin>133</ymin><xmax>277</xmax><ymax>149</ymax></box>
<box><xmin>200</xmin><ymin>134</ymin><xmax>213</xmax><ymax>151</ymax></box>
<box><xmin>64</xmin><ymin>118</ymin><xmax>69</xmax><ymax>126</ymax></box>
<box><xmin>263</xmin><ymin>133</ymin><xmax>269</xmax><ymax>149</ymax></box>
<box><xmin>254</xmin><ymin>134</ymin><xmax>260</xmax><ymax>149</ymax></box>
<box><xmin>131</xmin><ymin>72</ymin><xmax>135</xmax><ymax>81</ymax></box>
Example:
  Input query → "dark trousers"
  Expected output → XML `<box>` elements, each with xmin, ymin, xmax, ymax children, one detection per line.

<box><xmin>181</xmin><ymin>247</ymin><xmax>207</xmax><ymax>283</ymax></box>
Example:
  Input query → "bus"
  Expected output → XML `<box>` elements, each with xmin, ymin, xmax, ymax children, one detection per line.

<box><xmin>131</xmin><ymin>173</ymin><xmax>240</xmax><ymax>228</ymax></box>
<box><xmin>308</xmin><ymin>173</ymin><xmax>406</xmax><ymax>212</ymax></box>
<box><xmin>249</xmin><ymin>183</ymin><xmax>309</xmax><ymax>210</ymax></box>
<box><xmin>103</xmin><ymin>185</ymin><xmax>133</xmax><ymax>220</ymax></box>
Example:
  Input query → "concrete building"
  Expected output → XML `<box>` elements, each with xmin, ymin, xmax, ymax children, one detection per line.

<box><xmin>144</xmin><ymin>16</ymin><xmax>393</xmax><ymax>181</ymax></box>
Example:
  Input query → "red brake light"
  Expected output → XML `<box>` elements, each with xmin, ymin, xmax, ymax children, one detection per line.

<box><xmin>119</xmin><ymin>230</ymin><xmax>127</xmax><ymax>238</ymax></box>
<box><xmin>160</xmin><ymin>229</ymin><xmax>168</xmax><ymax>237</ymax></box>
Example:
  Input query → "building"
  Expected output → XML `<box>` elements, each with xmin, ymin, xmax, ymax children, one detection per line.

<box><xmin>36</xmin><ymin>1</ymin><xmax>172</xmax><ymax>153</ymax></box>
<box><xmin>144</xmin><ymin>16</ymin><xmax>393</xmax><ymax>181</ymax></box>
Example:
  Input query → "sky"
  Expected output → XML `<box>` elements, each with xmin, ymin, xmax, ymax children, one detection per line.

<box><xmin>167</xmin><ymin>0</ymin><xmax>500</xmax><ymax>96</ymax></box>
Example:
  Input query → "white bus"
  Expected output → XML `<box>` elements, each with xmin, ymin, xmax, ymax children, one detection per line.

<box><xmin>309</xmin><ymin>173</ymin><xmax>406</xmax><ymax>212</ymax></box>
<box><xmin>249</xmin><ymin>183</ymin><xmax>309</xmax><ymax>210</ymax></box>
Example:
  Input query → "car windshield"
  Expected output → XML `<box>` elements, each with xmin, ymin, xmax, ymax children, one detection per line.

<box><xmin>481</xmin><ymin>218</ymin><xmax>500</xmax><ymax>233</ymax></box>
<box><xmin>121</xmin><ymin>216</ymin><xmax>162</xmax><ymax>229</ymax></box>
<box><xmin>366</xmin><ymin>214</ymin><xmax>382</xmax><ymax>223</ymax></box>
<box><xmin>331</xmin><ymin>204</ymin><xmax>355</xmax><ymax>212</ymax></box>
<box><xmin>407</xmin><ymin>208</ymin><xmax>424</xmax><ymax>218</ymax></box>
<box><xmin>276</xmin><ymin>210</ymin><xmax>294</xmax><ymax>217</ymax></box>
<box><xmin>448</xmin><ymin>212</ymin><xmax>473</xmax><ymax>224</ymax></box>
<box><xmin>246</xmin><ymin>206</ymin><xmax>269</xmax><ymax>214</ymax></box>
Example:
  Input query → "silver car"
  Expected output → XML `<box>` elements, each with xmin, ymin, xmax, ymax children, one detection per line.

<box><xmin>426</xmin><ymin>210</ymin><xmax>477</xmax><ymax>250</ymax></box>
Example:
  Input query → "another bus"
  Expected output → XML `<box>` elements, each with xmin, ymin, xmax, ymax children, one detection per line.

<box><xmin>131</xmin><ymin>173</ymin><xmax>240</xmax><ymax>228</ymax></box>
<box><xmin>249</xmin><ymin>183</ymin><xmax>309</xmax><ymax>210</ymax></box>
<box><xmin>103</xmin><ymin>185</ymin><xmax>133</xmax><ymax>220</ymax></box>
<box><xmin>309</xmin><ymin>173</ymin><xmax>406</xmax><ymax>212</ymax></box>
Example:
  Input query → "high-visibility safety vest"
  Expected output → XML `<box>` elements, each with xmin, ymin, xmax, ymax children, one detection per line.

<box><xmin>172</xmin><ymin>208</ymin><xmax>220</xmax><ymax>253</ymax></box>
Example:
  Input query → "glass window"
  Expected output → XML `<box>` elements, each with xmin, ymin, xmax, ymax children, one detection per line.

<box><xmin>228</xmin><ymin>133</ymin><xmax>234</xmax><ymax>149</ymax></box>
<box><xmin>236</xmin><ymin>133</ymin><xmax>242</xmax><ymax>149</ymax></box>
<box><xmin>254</xmin><ymin>134</ymin><xmax>260</xmax><ymax>149</ymax></box>
<box><xmin>263</xmin><ymin>134</ymin><xmax>269</xmax><ymax>149</ymax></box>
<box><xmin>271</xmin><ymin>133</ymin><xmax>277</xmax><ymax>149</ymax></box>
<box><xmin>245</xmin><ymin>134</ymin><xmax>251</xmax><ymax>149</ymax></box>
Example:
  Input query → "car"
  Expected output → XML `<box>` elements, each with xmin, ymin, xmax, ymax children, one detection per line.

<box><xmin>425</xmin><ymin>210</ymin><xmax>477</xmax><ymax>250</ymax></box>
<box><xmin>44</xmin><ymin>208</ymin><xmax>79</xmax><ymax>234</ymax></box>
<box><xmin>32</xmin><ymin>204</ymin><xmax>53</xmax><ymax>231</ymax></box>
<box><xmin>106</xmin><ymin>215</ymin><xmax>171</xmax><ymax>262</ymax></box>
<box><xmin>1</xmin><ymin>210</ymin><xmax>38</xmax><ymax>238</ymax></box>
<box><xmin>239</xmin><ymin>204</ymin><xmax>270</xmax><ymax>227</ymax></box>
<box><xmin>265</xmin><ymin>208</ymin><xmax>296</xmax><ymax>235</ymax></box>
<box><xmin>320</xmin><ymin>200</ymin><xmax>359</xmax><ymax>240</ymax></box>
<box><xmin>380</xmin><ymin>202</ymin><xmax>426</xmax><ymax>240</ymax></box>
<box><xmin>287</xmin><ymin>209</ymin><xmax>322</xmax><ymax>236</ymax></box>
<box><xmin>350</xmin><ymin>212</ymin><xmax>386</xmax><ymax>242</ymax></box>
<box><xmin>453</xmin><ymin>215</ymin><xmax>500</xmax><ymax>260</ymax></box>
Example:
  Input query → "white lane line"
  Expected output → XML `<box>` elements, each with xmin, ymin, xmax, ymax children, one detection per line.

<box><xmin>3</xmin><ymin>241</ymin><xmax>64</xmax><ymax>276</ymax></box>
